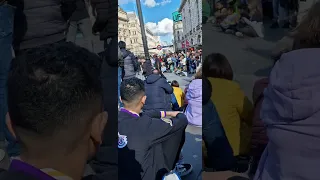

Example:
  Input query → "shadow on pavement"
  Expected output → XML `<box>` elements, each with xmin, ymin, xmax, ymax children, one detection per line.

<box><xmin>182</xmin><ymin>126</ymin><xmax>202</xmax><ymax>180</ymax></box>
<box><xmin>254</xmin><ymin>66</ymin><xmax>273</xmax><ymax>77</ymax></box>
<box><xmin>244</xmin><ymin>47</ymin><xmax>272</xmax><ymax>60</ymax></box>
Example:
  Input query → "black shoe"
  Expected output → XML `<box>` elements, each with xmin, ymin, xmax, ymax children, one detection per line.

<box><xmin>270</xmin><ymin>22</ymin><xmax>279</xmax><ymax>29</ymax></box>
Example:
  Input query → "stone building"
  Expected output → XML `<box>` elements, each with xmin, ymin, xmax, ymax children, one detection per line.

<box><xmin>179</xmin><ymin>0</ymin><xmax>202</xmax><ymax>48</ymax></box>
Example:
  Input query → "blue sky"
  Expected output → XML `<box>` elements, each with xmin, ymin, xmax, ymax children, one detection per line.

<box><xmin>119</xmin><ymin>0</ymin><xmax>181</xmax><ymax>46</ymax></box>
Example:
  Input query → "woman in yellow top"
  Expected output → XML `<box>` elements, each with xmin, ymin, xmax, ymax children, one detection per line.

<box><xmin>203</xmin><ymin>53</ymin><xmax>253</xmax><ymax>157</ymax></box>
<box><xmin>171</xmin><ymin>80</ymin><xmax>184</xmax><ymax>107</ymax></box>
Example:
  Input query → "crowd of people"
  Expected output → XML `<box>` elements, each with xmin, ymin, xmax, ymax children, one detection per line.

<box><xmin>203</xmin><ymin>0</ymin><xmax>316</xmax><ymax>39</ymax></box>
<box><xmin>202</xmin><ymin>2</ymin><xmax>320</xmax><ymax>180</ymax></box>
<box><xmin>118</xmin><ymin>41</ymin><xmax>204</xmax><ymax>179</ymax></box>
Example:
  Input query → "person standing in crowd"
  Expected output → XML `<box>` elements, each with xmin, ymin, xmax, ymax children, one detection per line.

<box><xmin>185</xmin><ymin>68</ymin><xmax>202</xmax><ymax>127</ymax></box>
<box><xmin>118</xmin><ymin>45</ymin><xmax>124</xmax><ymax>108</ymax></box>
<box><xmin>0</xmin><ymin>42</ymin><xmax>107</xmax><ymax>180</ymax></box>
<box><xmin>119</xmin><ymin>41</ymin><xmax>139</xmax><ymax>80</ymax></box>
<box><xmin>66</xmin><ymin>0</ymin><xmax>93</xmax><ymax>52</ymax></box>
<box><xmin>203</xmin><ymin>0</ymin><xmax>211</xmax><ymax>24</ymax></box>
<box><xmin>0</xmin><ymin>0</ymin><xmax>14</xmax><ymax>163</ymax></box>
<box><xmin>142</xmin><ymin>59</ymin><xmax>153</xmax><ymax>78</ymax></box>
<box><xmin>143</xmin><ymin>69</ymin><xmax>173</xmax><ymax>112</ymax></box>
<box><xmin>154</xmin><ymin>55</ymin><xmax>161</xmax><ymax>71</ymax></box>
<box><xmin>203</xmin><ymin>53</ymin><xmax>253</xmax><ymax>172</ymax></box>
<box><xmin>118</xmin><ymin>77</ymin><xmax>191</xmax><ymax>180</ymax></box>
<box><xmin>270</xmin><ymin>0</ymin><xmax>290</xmax><ymax>28</ymax></box>
<box><xmin>254</xmin><ymin>3</ymin><xmax>320</xmax><ymax>179</ymax></box>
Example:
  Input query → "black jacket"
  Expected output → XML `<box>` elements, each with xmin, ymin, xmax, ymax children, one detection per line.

<box><xmin>121</xmin><ymin>48</ymin><xmax>138</xmax><ymax>80</ymax></box>
<box><xmin>8</xmin><ymin>0</ymin><xmax>68</xmax><ymax>51</ymax></box>
<box><xmin>202</xmin><ymin>79</ymin><xmax>235</xmax><ymax>170</ymax></box>
<box><xmin>118</xmin><ymin>110</ymin><xmax>188</xmax><ymax>180</ymax></box>
<box><xmin>142</xmin><ymin>60</ymin><xmax>153</xmax><ymax>76</ymax></box>
<box><xmin>91</xmin><ymin>0</ymin><xmax>117</xmax><ymax>40</ymax></box>
<box><xmin>143</xmin><ymin>74</ymin><xmax>173</xmax><ymax>111</ymax></box>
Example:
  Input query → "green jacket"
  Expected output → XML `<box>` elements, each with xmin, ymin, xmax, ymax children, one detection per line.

<box><xmin>202</xmin><ymin>0</ymin><xmax>211</xmax><ymax>17</ymax></box>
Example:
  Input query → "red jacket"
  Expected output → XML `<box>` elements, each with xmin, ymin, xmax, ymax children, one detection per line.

<box><xmin>251</xmin><ymin>78</ymin><xmax>269</xmax><ymax>157</ymax></box>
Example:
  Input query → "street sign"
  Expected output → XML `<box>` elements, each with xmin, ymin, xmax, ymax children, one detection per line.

<box><xmin>156</xmin><ymin>45</ymin><xmax>162</xmax><ymax>50</ymax></box>
<box><xmin>172</xmin><ymin>11</ymin><xmax>182</xmax><ymax>22</ymax></box>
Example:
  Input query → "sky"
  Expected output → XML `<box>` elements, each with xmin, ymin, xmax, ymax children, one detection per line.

<box><xmin>119</xmin><ymin>0</ymin><xmax>181</xmax><ymax>46</ymax></box>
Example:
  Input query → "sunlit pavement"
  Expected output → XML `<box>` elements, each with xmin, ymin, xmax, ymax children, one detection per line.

<box><xmin>202</xmin><ymin>21</ymin><xmax>286</xmax><ymax>99</ymax></box>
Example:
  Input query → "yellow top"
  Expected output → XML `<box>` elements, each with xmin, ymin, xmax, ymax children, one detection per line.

<box><xmin>208</xmin><ymin>77</ymin><xmax>253</xmax><ymax>156</ymax></box>
<box><xmin>173</xmin><ymin>87</ymin><xmax>184</xmax><ymax>107</ymax></box>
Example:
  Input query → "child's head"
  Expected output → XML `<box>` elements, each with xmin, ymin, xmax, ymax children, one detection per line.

<box><xmin>203</xmin><ymin>53</ymin><xmax>233</xmax><ymax>80</ymax></box>
<box><xmin>171</xmin><ymin>80</ymin><xmax>179</xmax><ymax>87</ymax></box>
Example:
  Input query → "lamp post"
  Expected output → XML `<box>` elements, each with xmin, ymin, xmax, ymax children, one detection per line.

<box><xmin>136</xmin><ymin>0</ymin><xmax>150</xmax><ymax>59</ymax></box>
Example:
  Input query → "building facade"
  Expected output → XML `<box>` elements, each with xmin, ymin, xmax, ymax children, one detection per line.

<box><xmin>118</xmin><ymin>7</ymin><xmax>161</xmax><ymax>56</ymax></box>
<box><xmin>179</xmin><ymin>0</ymin><xmax>202</xmax><ymax>49</ymax></box>
<box><xmin>118</xmin><ymin>7</ymin><xmax>131</xmax><ymax>48</ymax></box>
<box><xmin>173</xmin><ymin>20</ymin><xmax>183</xmax><ymax>51</ymax></box>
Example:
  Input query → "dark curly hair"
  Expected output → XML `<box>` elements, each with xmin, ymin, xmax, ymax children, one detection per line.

<box><xmin>8</xmin><ymin>42</ymin><xmax>103</xmax><ymax>149</ymax></box>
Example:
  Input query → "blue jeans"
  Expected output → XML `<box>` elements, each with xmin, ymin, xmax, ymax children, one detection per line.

<box><xmin>0</xmin><ymin>4</ymin><xmax>19</xmax><ymax>156</ymax></box>
<box><xmin>272</xmin><ymin>0</ymin><xmax>289</xmax><ymax>22</ymax></box>
<box><xmin>118</xmin><ymin>67</ymin><xmax>123</xmax><ymax>108</ymax></box>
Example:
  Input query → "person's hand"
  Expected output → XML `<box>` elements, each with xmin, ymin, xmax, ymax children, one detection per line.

<box><xmin>166</xmin><ymin>111</ymin><xmax>181</xmax><ymax>117</ymax></box>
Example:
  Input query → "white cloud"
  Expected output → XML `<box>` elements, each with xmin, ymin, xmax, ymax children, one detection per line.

<box><xmin>144</xmin><ymin>0</ymin><xmax>172</xmax><ymax>8</ymax></box>
<box><xmin>145</xmin><ymin>18</ymin><xmax>173</xmax><ymax>36</ymax></box>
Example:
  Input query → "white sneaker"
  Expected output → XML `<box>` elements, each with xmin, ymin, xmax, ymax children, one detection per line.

<box><xmin>251</xmin><ymin>21</ymin><xmax>265</xmax><ymax>38</ymax></box>
<box><xmin>173</xmin><ymin>163</ymin><xmax>193</xmax><ymax>177</ymax></box>
<box><xmin>241</xmin><ymin>17</ymin><xmax>264</xmax><ymax>38</ymax></box>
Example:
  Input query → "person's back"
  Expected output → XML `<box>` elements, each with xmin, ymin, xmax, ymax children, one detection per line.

<box><xmin>118</xmin><ymin>78</ymin><xmax>188</xmax><ymax>180</ymax></box>
<box><xmin>185</xmin><ymin>79</ymin><xmax>202</xmax><ymax>126</ymax></box>
<box><xmin>173</xmin><ymin>87</ymin><xmax>184</xmax><ymax>107</ymax></box>
<box><xmin>142</xmin><ymin>59</ymin><xmax>152</xmax><ymax>77</ymax></box>
<box><xmin>1</xmin><ymin>42</ymin><xmax>107</xmax><ymax>180</ymax></box>
<box><xmin>202</xmin><ymin>78</ymin><xmax>235</xmax><ymax>170</ymax></box>
<box><xmin>209</xmin><ymin>77</ymin><xmax>252</xmax><ymax>156</ymax></box>
<box><xmin>254</xmin><ymin>49</ymin><xmax>320</xmax><ymax>180</ymax></box>
<box><xmin>119</xmin><ymin>41</ymin><xmax>138</xmax><ymax>79</ymax></box>
<box><xmin>144</xmin><ymin>71</ymin><xmax>173</xmax><ymax>111</ymax></box>
<box><xmin>8</xmin><ymin>0</ymin><xmax>68</xmax><ymax>51</ymax></box>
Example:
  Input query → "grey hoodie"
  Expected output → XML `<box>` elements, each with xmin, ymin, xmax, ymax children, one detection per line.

<box><xmin>254</xmin><ymin>48</ymin><xmax>320</xmax><ymax>180</ymax></box>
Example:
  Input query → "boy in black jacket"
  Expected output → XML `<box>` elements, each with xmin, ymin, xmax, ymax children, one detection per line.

<box><xmin>0</xmin><ymin>43</ymin><xmax>107</xmax><ymax>180</ymax></box>
<box><xmin>118</xmin><ymin>78</ymin><xmax>190</xmax><ymax>180</ymax></box>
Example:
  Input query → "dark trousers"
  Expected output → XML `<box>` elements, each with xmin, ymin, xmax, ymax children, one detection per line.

<box><xmin>155</xmin><ymin>124</ymin><xmax>186</xmax><ymax>180</ymax></box>
<box><xmin>162</xmin><ymin>124</ymin><xmax>186</xmax><ymax>170</ymax></box>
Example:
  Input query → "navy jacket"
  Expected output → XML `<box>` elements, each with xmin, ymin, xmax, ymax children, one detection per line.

<box><xmin>143</xmin><ymin>74</ymin><xmax>173</xmax><ymax>111</ymax></box>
